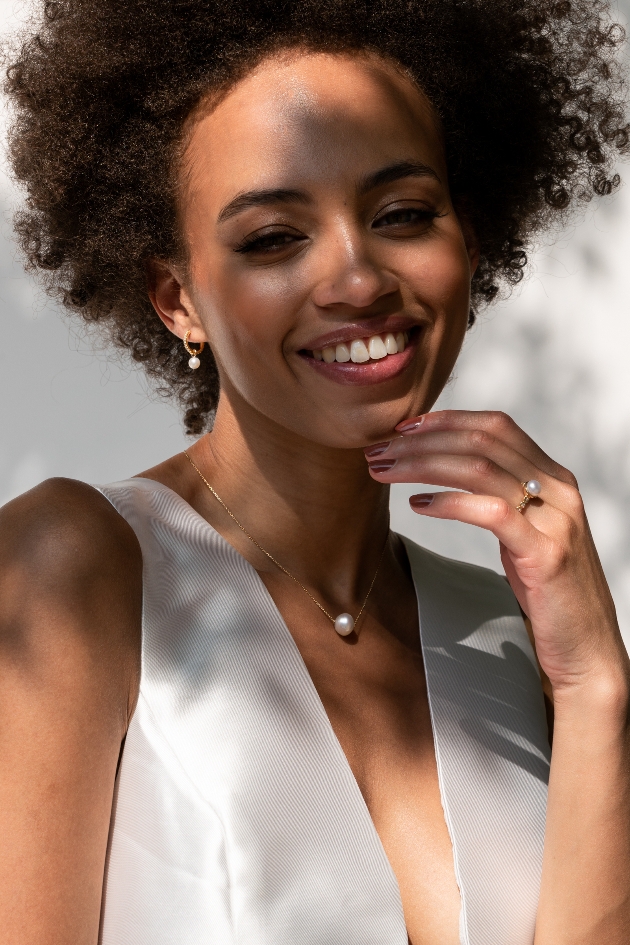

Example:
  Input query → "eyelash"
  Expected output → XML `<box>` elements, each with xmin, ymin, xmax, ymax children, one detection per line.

<box><xmin>235</xmin><ymin>231</ymin><xmax>304</xmax><ymax>254</ymax></box>
<box><xmin>373</xmin><ymin>207</ymin><xmax>443</xmax><ymax>228</ymax></box>
<box><xmin>234</xmin><ymin>206</ymin><xmax>444</xmax><ymax>255</ymax></box>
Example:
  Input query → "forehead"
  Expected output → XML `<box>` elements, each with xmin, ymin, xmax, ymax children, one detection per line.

<box><xmin>182</xmin><ymin>51</ymin><xmax>445</xmax><ymax>209</ymax></box>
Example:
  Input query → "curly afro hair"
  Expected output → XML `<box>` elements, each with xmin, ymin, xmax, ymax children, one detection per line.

<box><xmin>5</xmin><ymin>0</ymin><xmax>629</xmax><ymax>433</ymax></box>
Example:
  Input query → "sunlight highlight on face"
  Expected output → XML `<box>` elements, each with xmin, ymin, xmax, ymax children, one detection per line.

<box><xmin>178</xmin><ymin>50</ymin><xmax>477</xmax><ymax>448</ymax></box>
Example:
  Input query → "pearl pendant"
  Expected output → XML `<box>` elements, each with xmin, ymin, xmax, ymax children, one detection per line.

<box><xmin>188</xmin><ymin>356</ymin><xmax>201</xmax><ymax>370</ymax></box>
<box><xmin>526</xmin><ymin>479</ymin><xmax>541</xmax><ymax>496</ymax></box>
<box><xmin>334</xmin><ymin>613</ymin><xmax>355</xmax><ymax>636</ymax></box>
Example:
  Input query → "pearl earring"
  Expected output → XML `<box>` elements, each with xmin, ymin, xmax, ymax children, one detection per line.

<box><xmin>183</xmin><ymin>330</ymin><xmax>205</xmax><ymax>370</ymax></box>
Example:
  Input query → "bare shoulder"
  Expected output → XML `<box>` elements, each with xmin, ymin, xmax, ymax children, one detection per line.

<box><xmin>0</xmin><ymin>476</ymin><xmax>142</xmax><ymax>716</ymax></box>
<box><xmin>0</xmin><ymin>475</ymin><xmax>139</xmax><ymax>570</ymax></box>
<box><xmin>0</xmin><ymin>479</ymin><xmax>142</xmax><ymax>942</ymax></box>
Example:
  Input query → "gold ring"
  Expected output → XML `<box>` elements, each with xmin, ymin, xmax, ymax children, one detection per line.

<box><xmin>516</xmin><ymin>479</ymin><xmax>542</xmax><ymax>513</ymax></box>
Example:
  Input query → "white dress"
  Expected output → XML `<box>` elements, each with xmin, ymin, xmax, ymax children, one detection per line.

<box><xmin>96</xmin><ymin>478</ymin><xmax>549</xmax><ymax>945</ymax></box>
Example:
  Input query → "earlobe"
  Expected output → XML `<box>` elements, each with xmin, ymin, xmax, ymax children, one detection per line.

<box><xmin>147</xmin><ymin>259</ymin><xmax>208</xmax><ymax>344</ymax></box>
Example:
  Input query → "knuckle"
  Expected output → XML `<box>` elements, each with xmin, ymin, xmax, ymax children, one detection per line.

<box><xmin>546</xmin><ymin>538</ymin><xmax>570</xmax><ymax>572</ymax></box>
<box><xmin>468</xmin><ymin>429</ymin><xmax>493</xmax><ymax>452</ymax></box>
<box><xmin>557</xmin><ymin>482</ymin><xmax>585</xmax><ymax>522</ymax></box>
<box><xmin>487</xmin><ymin>410</ymin><xmax>513</xmax><ymax>434</ymax></box>
<box><xmin>557</xmin><ymin>466</ymin><xmax>579</xmax><ymax>489</ymax></box>
<box><xmin>558</xmin><ymin>481</ymin><xmax>585</xmax><ymax>517</ymax></box>
<box><xmin>555</xmin><ymin>507</ymin><xmax>580</xmax><ymax>544</ymax></box>
<box><xmin>470</xmin><ymin>455</ymin><xmax>495</xmax><ymax>478</ymax></box>
<box><xmin>490</xmin><ymin>496</ymin><xmax>511</xmax><ymax>524</ymax></box>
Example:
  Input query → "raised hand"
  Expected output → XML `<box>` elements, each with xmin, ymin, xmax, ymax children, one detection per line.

<box><xmin>365</xmin><ymin>409</ymin><xmax>628</xmax><ymax>695</ymax></box>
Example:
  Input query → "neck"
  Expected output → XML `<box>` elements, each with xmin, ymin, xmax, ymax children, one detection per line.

<box><xmin>191</xmin><ymin>392</ymin><xmax>391</xmax><ymax>593</ymax></box>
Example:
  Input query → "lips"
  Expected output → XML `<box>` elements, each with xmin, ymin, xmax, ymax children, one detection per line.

<box><xmin>299</xmin><ymin>326</ymin><xmax>420</xmax><ymax>386</ymax></box>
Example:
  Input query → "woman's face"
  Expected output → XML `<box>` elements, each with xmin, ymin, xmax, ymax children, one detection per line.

<box><xmin>171</xmin><ymin>50</ymin><xmax>477</xmax><ymax>448</ymax></box>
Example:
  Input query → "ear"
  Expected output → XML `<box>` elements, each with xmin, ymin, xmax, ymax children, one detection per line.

<box><xmin>146</xmin><ymin>259</ymin><xmax>208</xmax><ymax>345</ymax></box>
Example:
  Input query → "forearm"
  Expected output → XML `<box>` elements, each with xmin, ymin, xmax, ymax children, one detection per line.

<box><xmin>535</xmin><ymin>666</ymin><xmax>630</xmax><ymax>944</ymax></box>
<box><xmin>378</xmin><ymin>410</ymin><xmax>630</xmax><ymax>939</ymax></box>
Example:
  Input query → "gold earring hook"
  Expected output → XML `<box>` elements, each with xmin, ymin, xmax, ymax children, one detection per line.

<box><xmin>183</xmin><ymin>329</ymin><xmax>205</xmax><ymax>358</ymax></box>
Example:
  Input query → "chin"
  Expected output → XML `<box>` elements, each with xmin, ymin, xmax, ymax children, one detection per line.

<box><xmin>299</xmin><ymin>406</ymin><xmax>416</xmax><ymax>451</ymax></box>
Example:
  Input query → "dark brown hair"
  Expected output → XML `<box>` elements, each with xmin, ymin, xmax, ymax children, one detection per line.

<box><xmin>5</xmin><ymin>0</ymin><xmax>628</xmax><ymax>432</ymax></box>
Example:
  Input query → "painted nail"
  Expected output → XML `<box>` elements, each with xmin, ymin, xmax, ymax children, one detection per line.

<box><xmin>410</xmin><ymin>493</ymin><xmax>435</xmax><ymax>508</ymax></box>
<box><xmin>364</xmin><ymin>441</ymin><xmax>391</xmax><ymax>458</ymax></box>
<box><xmin>396</xmin><ymin>416</ymin><xmax>425</xmax><ymax>433</ymax></box>
<box><xmin>368</xmin><ymin>460</ymin><xmax>396</xmax><ymax>473</ymax></box>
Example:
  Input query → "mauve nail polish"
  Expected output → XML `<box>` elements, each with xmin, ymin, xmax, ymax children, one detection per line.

<box><xmin>410</xmin><ymin>494</ymin><xmax>434</xmax><ymax>507</ymax></box>
<box><xmin>369</xmin><ymin>460</ymin><xmax>396</xmax><ymax>472</ymax></box>
<box><xmin>397</xmin><ymin>418</ymin><xmax>425</xmax><ymax>433</ymax></box>
<box><xmin>364</xmin><ymin>441</ymin><xmax>391</xmax><ymax>457</ymax></box>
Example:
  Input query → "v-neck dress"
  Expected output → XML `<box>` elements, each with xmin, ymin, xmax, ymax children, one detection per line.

<box><xmin>96</xmin><ymin>477</ymin><xmax>550</xmax><ymax>945</ymax></box>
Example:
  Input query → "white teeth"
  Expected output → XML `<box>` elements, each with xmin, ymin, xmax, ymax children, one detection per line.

<box><xmin>312</xmin><ymin>330</ymin><xmax>410</xmax><ymax>364</ymax></box>
<box><xmin>384</xmin><ymin>332</ymin><xmax>398</xmax><ymax>355</ymax></box>
<box><xmin>350</xmin><ymin>339</ymin><xmax>370</xmax><ymax>363</ymax></box>
<box><xmin>368</xmin><ymin>335</ymin><xmax>388</xmax><ymax>360</ymax></box>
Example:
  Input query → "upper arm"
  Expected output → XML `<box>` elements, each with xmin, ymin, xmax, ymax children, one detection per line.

<box><xmin>0</xmin><ymin>478</ymin><xmax>142</xmax><ymax>945</ymax></box>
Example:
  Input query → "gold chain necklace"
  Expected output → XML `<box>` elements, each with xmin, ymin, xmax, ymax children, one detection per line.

<box><xmin>184</xmin><ymin>450</ymin><xmax>388</xmax><ymax>637</ymax></box>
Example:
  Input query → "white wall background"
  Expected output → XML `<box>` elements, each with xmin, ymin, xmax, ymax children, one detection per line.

<box><xmin>1</xmin><ymin>1</ymin><xmax>629</xmax><ymax>642</ymax></box>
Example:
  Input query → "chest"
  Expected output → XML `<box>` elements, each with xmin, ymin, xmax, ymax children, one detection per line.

<box><xmin>100</xmin><ymin>483</ymin><xmax>550</xmax><ymax>945</ymax></box>
<box><xmin>275</xmin><ymin>591</ymin><xmax>462</xmax><ymax>945</ymax></box>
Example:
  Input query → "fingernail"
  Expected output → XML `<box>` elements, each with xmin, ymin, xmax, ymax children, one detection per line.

<box><xmin>364</xmin><ymin>441</ymin><xmax>391</xmax><ymax>458</ymax></box>
<box><xmin>368</xmin><ymin>460</ymin><xmax>396</xmax><ymax>472</ymax></box>
<box><xmin>410</xmin><ymin>493</ymin><xmax>435</xmax><ymax>508</ymax></box>
<box><xmin>396</xmin><ymin>416</ymin><xmax>425</xmax><ymax>433</ymax></box>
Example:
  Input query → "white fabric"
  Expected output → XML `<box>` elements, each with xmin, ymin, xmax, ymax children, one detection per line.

<box><xmin>96</xmin><ymin>478</ymin><xmax>549</xmax><ymax>945</ymax></box>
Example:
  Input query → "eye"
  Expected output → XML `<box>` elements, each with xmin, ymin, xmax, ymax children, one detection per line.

<box><xmin>234</xmin><ymin>228</ymin><xmax>307</xmax><ymax>256</ymax></box>
<box><xmin>373</xmin><ymin>205</ymin><xmax>443</xmax><ymax>234</ymax></box>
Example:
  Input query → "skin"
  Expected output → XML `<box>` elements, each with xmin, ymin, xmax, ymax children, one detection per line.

<box><xmin>0</xmin><ymin>48</ymin><xmax>629</xmax><ymax>945</ymax></box>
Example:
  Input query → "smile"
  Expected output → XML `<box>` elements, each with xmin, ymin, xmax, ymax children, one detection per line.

<box><xmin>312</xmin><ymin>330</ymin><xmax>409</xmax><ymax>364</ymax></box>
<box><xmin>299</xmin><ymin>327</ymin><xmax>419</xmax><ymax>386</ymax></box>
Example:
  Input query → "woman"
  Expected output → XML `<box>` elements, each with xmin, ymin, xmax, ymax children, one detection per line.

<box><xmin>1</xmin><ymin>1</ymin><xmax>629</xmax><ymax>943</ymax></box>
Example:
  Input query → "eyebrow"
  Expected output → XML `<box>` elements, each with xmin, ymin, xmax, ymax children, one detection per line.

<box><xmin>217</xmin><ymin>188</ymin><xmax>311</xmax><ymax>223</ymax></box>
<box><xmin>357</xmin><ymin>160</ymin><xmax>441</xmax><ymax>194</ymax></box>
<box><xmin>217</xmin><ymin>160</ymin><xmax>441</xmax><ymax>224</ymax></box>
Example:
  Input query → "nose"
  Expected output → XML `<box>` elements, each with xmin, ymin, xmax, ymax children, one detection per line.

<box><xmin>310</xmin><ymin>222</ymin><xmax>399</xmax><ymax>311</ymax></box>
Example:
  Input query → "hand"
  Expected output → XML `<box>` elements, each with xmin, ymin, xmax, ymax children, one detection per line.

<box><xmin>365</xmin><ymin>410</ymin><xmax>629</xmax><ymax>695</ymax></box>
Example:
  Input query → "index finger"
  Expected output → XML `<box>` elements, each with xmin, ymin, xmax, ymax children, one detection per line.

<box><xmin>395</xmin><ymin>410</ymin><xmax>576</xmax><ymax>484</ymax></box>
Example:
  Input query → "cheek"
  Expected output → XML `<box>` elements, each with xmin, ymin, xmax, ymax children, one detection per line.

<box><xmin>190</xmin><ymin>257</ymin><xmax>309</xmax><ymax>406</ymax></box>
<box><xmin>403</xmin><ymin>233</ymin><xmax>472</xmax><ymax>315</ymax></box>
<box><xmin>402</xmin><ymin>234</ymin><xmax>472</xmax><ymax>390</ymax></box>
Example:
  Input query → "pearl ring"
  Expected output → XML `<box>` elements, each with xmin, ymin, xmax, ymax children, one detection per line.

<box><xmin>516</xmin><ymin>479</ymin><xmax>542</xmax><ymax>513</ymax></box>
